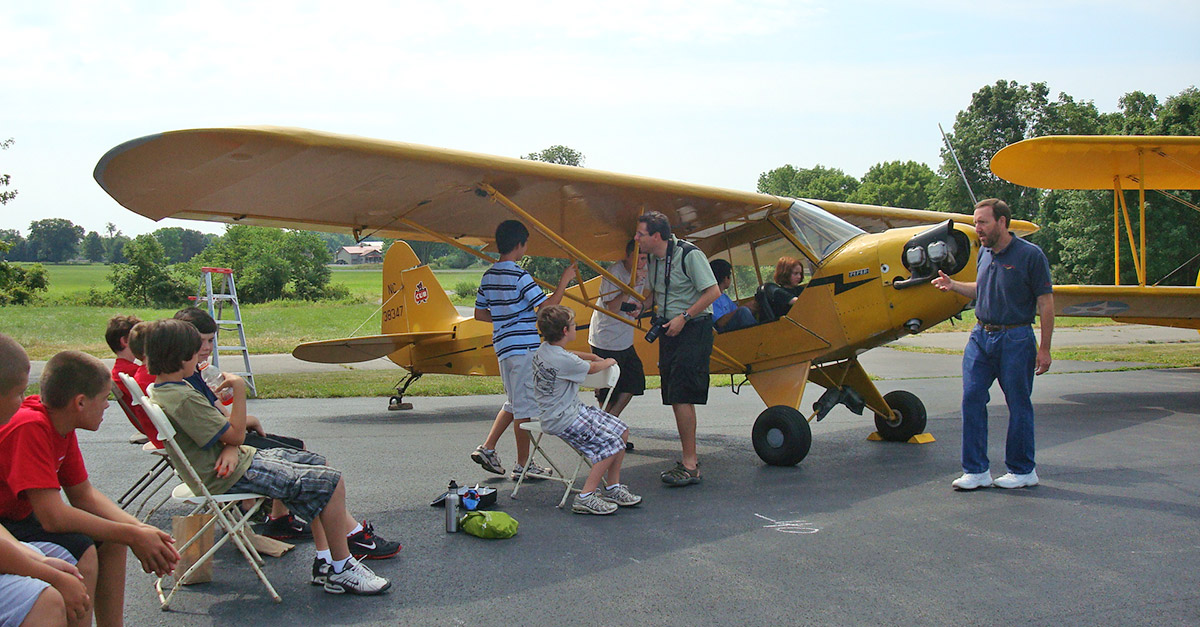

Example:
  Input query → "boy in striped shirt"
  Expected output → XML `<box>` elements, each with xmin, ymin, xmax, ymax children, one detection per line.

<box><xmin>470</xmin><ymin>220</ymin><xmax>576</xmax><ymax>479</ymax></box>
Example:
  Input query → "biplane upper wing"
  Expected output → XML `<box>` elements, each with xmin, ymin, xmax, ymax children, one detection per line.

<box><xmin>94</xmin><ymin>127</ymin><xmax>1029</xmax><ymax>261</ymax></box>
<box><xmin>992</xmin><ymin>135</ymin><xmax>1200</xmax><ymax>330</ymax></box>
<box><xmin>292</xmin><ymin>331</ymin><xmax>452</xmax><ymax>364</ymax></box>
<box><xmin>991</xmin><ymin>135</ymin><xmax>1200</xmax><ymax>191</ymax></box>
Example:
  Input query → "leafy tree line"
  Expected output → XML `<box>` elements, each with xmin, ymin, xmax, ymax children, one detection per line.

<box><xmin>0</xmin><ymin>139</ymin><xmax>47</xmax><ymax>304</ymax></box>
<box><xmin>758</xmin><ymin>82</ymin><xmax>1200</xmax><ymax>286</ymax></box>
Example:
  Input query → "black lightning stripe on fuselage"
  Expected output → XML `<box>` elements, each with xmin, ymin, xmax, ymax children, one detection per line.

<box><xmin>806</xmin><ymin>274</ymin><xmax>875</xmax><ymax>295</ymax></box>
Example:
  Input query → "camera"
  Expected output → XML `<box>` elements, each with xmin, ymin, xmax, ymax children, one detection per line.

<box><xmin>644</xmin><ymin>316</ymin><xmax>668</xmax><ymax>343</ymax></box>
<box><xmin>620</xmin><ymin>301</ymin><xmax>639</xmax><ymax>313</ymax></box>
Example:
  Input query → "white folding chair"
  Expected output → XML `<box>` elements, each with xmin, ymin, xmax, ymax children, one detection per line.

<box><xmin>119</xmin><ymin>374</ymin><xmax>281</xmax><ymax>608</ymax></box>
<box><xmin>511</xmin><ymin>365</ymin><xmax>620</xmax><ymax>508</ymax></box>
<box><xmin>113</xmin><ymin>394</ymin><xmax>177</xmax><ymax>521</ymax></box>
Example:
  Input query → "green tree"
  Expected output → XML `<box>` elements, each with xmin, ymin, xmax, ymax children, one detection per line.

<box><xmin>197</xmin><ymin>225</ymin><xmax>336</xmax><ymax>302</ymax></box>
<box><xmin>848</xmin><ymin>160</ymin><xmax>939</xmax><ymax>209</ymax></box>
<box><xmin>0</xmin><ymin>169</ymin><xmax>50</xmax><ymax>303</ymax></box>
<box><xmin>757</xmin><ymin>164</ymin><xmax>859</xmax><ymax>201</ymax></box>
<box><xmin>108</xmin><ymin>234</ymin><xmax>191</xmax><ymax>306</ymax></box>
<box><xmin>1</xmin><ymin>138</ymin><xmax>15</xmax><ymax>206</ymax></box>
<box><xmin>82</xmin><ymin>231</ymin><xmax>106</xmax><ymax>262</ymax></box>
<box><xmin>0</xmin><ymin>229</ymin><xmax>31</xmax><ymax>262</ymax></box>
<box><xmin>152</xmin><ymin>226</ymin><xmax>211</xmax><ymax>263</ymax></box>
<box><xmin>522</xmin><ymin>145</ymin><xmax>584</xmax><ymax>167</ymax></box>
<box><xmin>27</xmin><ymin>218</ymin><xmax>84</xmax><ymax>262</ymax></box>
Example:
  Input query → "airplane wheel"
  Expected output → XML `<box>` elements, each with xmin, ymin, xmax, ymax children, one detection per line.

<box><xmin>873</xmin><ymin>391</ymin><xmax>926</xmax><ymax>441</ymax></box>
<box><xmin>752</xmin><ymin>405</ymin><xmax>812</xmax><ymax>466</ymax></box>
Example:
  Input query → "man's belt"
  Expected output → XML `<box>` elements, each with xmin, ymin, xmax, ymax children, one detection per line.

<box><xmin>979</xmin><ymin>323</ymin><xmax>1028</xmax><ymax>333</ymax></box>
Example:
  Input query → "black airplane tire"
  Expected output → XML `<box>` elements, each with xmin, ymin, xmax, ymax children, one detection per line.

<box><xmin>873</xmin><ymin>390</ymin><xmax>927</xmax><ymax>441</ymax></box>
<box><xmin>752</xmin><ymin>405</ymin><xmax>812</xmax><ymax>466</ymax></box>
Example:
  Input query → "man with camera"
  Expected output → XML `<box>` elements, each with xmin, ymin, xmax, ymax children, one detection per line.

<box><xmin>634</xmin><ymin>211</ymin><xmax>720</xmax><ymax>487</ymax></box>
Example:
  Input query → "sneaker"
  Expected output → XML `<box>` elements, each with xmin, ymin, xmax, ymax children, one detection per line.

<box><xmin>261</xmin><ymin>513</ymin><xmax>313</xmax><ymax>540</ymax></box>
<box><xmin>311</xmin><ymin>558</ymin><xmax>331</xmax><ymax>586</ymax></box>
<box><xmin>625</xmin><ymin>440</ymin><xmax>634</xmax><ymax>452</ymax></box>
<box><xmin>600</xmin><ymin>484</ymin><xmax>642</xmax><ymax>507</ymax></box>
<box><xmin>951</xmin><ymin>472</ymin><xmax>993</xmax><ymax>490</ymax></box>
<box><xmin>347</xmin><ymin>521</ymin><xmax>402</xmax><ymax>560</ymax></box>
<box><xmin>471</xmin><ymin>445</ymin><xmax>505</xmax><ymax>475</ymax></box>
<box><xmin>572</xmin><ymin>491</ymin><xmax>618</xmax><ymax>515</ymax></box>
<box><xmin>510</xmin><ymin>461</ymin><xmax>555</xmax><ymax>481</ymax></box>
<box><xmin>660</xmin><ymin>462</ymin><xmax>701</xmax><ymax>487</ymax></box>
<box><xmin>323</xmin><ymin>558</ymin><xmax>391</xmax><ymax>595</ymax></box>
<box><xmin>994</xmin><ymin>470</ymin><xmax>1039</xmax><ymax>489</ymax></box>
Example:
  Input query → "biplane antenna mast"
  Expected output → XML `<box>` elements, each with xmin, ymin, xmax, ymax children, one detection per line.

<box><xmin>939</xmin><ymin>123</ymin><xmax>977</xmax><ymax>206</ymax></box>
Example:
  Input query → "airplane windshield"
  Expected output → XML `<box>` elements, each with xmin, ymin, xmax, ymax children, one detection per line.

<box><xmin>787</xmin><ymin>200</ymin><xmax>864</xmax><ymax>261</ymax></box>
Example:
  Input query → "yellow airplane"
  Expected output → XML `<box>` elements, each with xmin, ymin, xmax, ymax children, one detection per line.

<box><xmin>991</xmin><ymin>135</ymin><xmax>1200</xmax><ymax>330</ymax></box>
<box><xmin>94</xmin><ymin>126</ymin><xmax>1037</xmax><ymax>466</ymax></box>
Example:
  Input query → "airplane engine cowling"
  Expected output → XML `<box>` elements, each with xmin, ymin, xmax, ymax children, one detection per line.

<box><xmin>893</xmin><ymin>220</ymin><xmax>970</xmax><ymax>289</ymax></box>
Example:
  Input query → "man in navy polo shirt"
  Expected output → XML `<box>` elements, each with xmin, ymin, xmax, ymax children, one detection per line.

<box><xmin>932</xmin><ymin>198</ymin><xmax>1054</xmax><ymax>490</ymax></box>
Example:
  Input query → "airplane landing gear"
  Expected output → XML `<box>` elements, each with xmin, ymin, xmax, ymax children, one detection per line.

<box><xmin>872</xmin><ymin>390</ymin><xmax>926</xmax><ymax>441</ymax></box>
<box><xmin>388</xmin><ymin>372</ymin><xmax>423</xmax><ymax>411</ymax></box>
<box><xmin>752</xmin><ymin>405</ymin><xmax>812</xmax><ymax>466</ymax></box>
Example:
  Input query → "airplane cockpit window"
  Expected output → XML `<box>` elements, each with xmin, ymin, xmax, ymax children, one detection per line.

<box><xmin>787</xmin><ymin>199</ymin><xmax>864</xmax><ymax>261</ymax></box>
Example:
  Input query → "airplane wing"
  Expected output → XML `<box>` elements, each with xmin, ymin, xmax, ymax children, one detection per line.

<box><xmin>94</xmin><ymin>127</ymin><xmax>1033</xmax><ymax>261</ymax></box>
<box><xmin>1054</xmin><ymin>285</ymin><xmax>1200</xmax><ymax>330</ymax></box>
<box><xmin>292</xmin><ymin>331</ymin><xmax>453</xmax><ymax>364</ymax></box>
<box><xmin>991</xmin><ymin>135</ymin><xmax>1200</xmax><ymax>190</ymax></box>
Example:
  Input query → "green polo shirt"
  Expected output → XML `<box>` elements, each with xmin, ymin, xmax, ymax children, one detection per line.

<box><xmin>149</xmin><ymin>381</ymin><xmax>255</xmax><ymax>495</ymax></box>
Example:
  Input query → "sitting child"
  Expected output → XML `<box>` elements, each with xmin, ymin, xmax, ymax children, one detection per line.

<box><xmin>0</xmin><ymin>347</ymin><xmax>180</xmax><ymax>625</ymax></box>
<box><xmin>709</xmin><ymin>259</ymin><xmax>756</xmax><ymax>333</ymax></box>
<box><xmin>531</xmin><ymin>306</ymin><xmax>642</xmax><ymax>515</ymax></box>
<box><xmin>142</xmin><ymin>319</ymin><xmax>392</xmax><ymax>595</ymax></box>
<box><xmin>106</xmin><ymin>314</ymin><xmax>161</xmax><ymax>448</ymax></box>
<box><xmin>0</xmin><ymin>333</ymin><xmax>88</xmax><ymax>627</ymax></box>
<box><xmin>169</xmin><ymin>308</ymin><xmax>397</xmax><ymax>554</ymax></box>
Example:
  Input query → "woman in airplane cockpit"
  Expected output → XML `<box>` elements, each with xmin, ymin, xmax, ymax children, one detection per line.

<box><xmin>763</xmin><ymin>256</ymin><xmax>806</xmax><ymax>319</ymax></box>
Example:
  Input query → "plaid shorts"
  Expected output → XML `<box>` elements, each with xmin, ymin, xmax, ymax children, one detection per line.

<box><xmin>556</xmin><ymin>405</ymin><xmax>628</xmax><ymax>464</ymax></box>
<box><xmin>228</xmin><ymin>448</ymin><xmax>341</xmax><ymax>522</ymax></box>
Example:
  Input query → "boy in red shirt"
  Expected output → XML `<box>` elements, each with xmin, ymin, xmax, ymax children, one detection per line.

<box><xmin>0</xmin><ymin>333</ymin><xmax>89</xmax><ymax>626</ymax></box>
<box><xmin>0</xmin><ymin>350</ymin><xmax>179</xmax><ymax>626</ymax></box>
<box><xmin>105</xmin><ymin>315</ymin><xmax>160</xmax><ymax>448</ymax></box>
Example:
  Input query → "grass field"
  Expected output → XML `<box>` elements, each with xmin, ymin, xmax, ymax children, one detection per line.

<box><xmin>7</xmin><ymin>264</ymin><xmax>484</xmax><ymax>360</ymax></box>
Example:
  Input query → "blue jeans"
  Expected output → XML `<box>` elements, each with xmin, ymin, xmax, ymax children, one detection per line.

<box><xmin>716</xmin><ymin>307</ymin><xmax>757</xmax><ymax>333</ymax></box>
<box><xmin>961</xmin><ymin>325</ymin><xmax>1037</xmax><ymax>475</ymax></box>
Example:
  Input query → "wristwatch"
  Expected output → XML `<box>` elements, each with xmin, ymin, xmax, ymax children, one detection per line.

<box><xmin>681</xmin><ymin>311</ymin><xmax>692</xmax><ymax>322</ymax></box>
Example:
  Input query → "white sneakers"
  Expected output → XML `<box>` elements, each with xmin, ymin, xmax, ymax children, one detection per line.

<box><xmin>994</xmin><ymin>470</ymin><xmax>1039</xmax><ymax>489</ymax></box>
<box><xmin>952</xmin><ymin>470</ymin><xmax>1039</xmax><ymax>490</ymax></box>
<box><xmin>951</xmin><ymin>472</ymin><xmax>993</xmax><ymax>490</ymax></box>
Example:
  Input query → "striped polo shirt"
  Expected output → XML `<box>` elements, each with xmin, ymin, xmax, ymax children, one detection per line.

<box><xmin>475</xmin><ymin>261</ymin><xmax>547</xmax><ymax>361</ymax></box>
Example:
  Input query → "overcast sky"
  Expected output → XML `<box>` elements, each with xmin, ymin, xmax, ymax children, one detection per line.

<box><xmin>2</xmin><ymin>1</ymin><xmax>1197</xmax><ymax>238</ymax></box>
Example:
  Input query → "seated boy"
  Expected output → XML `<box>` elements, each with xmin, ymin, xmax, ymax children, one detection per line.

<box><xmin>709</xmin><ymin>259</ymin><xmax>756</xmax><ymax>333</ymax></box>
<box><xmin>143</xmin><ymin>319</ymin><xmax>392</xmax><ymax>595</ymax></box>
<box><xmin>0</xmin><ymin>348</ymin><xmax>180</xmax><ymax>625</ymax></box>
<box><xmin>0</xmin><ymin>333</ymin><xmax>89</xmax><ymax>627</ymax></box>
<box><xmin>170</xmin><ymin>309</ymin><xmax>397</xmax><ymax>552</ymax></box>
<box><xmin>106</xmin><ymin>314</ymin><xmax>161</xmax><ymax>448</ymax></box>
<box><xmin>531</xmin><ymin>306</ymin><xmax>642</xmax><ymax>515</ymax></box>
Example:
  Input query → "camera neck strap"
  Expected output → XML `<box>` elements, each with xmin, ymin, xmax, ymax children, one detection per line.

<box><xmin>657</xmin><ymin>239</ymin><xmax>674</xmax><ymax>314</ymax></box>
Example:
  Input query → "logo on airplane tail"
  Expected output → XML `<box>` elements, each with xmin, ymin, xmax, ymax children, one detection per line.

<box><xmin>414</xmin><ymin>281</ymin><xmax>429</xmax><ymax>304</ymax></box>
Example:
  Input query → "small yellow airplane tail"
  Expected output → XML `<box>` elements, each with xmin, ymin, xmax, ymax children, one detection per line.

<box><xmin>381</xmin><ymin>241</ymin><xmax>465</xmax><ymax>335</ymax></box>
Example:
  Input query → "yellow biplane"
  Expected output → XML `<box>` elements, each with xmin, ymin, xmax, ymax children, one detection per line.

<box><xmin>94</xmin><ymin>127</ymin><xmax>1037</xmax><ymax>466</ymax></box>
<box><xmin>991</xmin><ymin>135</ymin><xmax>1200</xmax><ymax>330</ymax></box>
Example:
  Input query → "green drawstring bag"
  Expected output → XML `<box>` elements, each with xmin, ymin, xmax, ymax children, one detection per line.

<box><xmin>460</xmin><ymin>511</ymin><xmax>518</xmax><ymax>539</ymax></box>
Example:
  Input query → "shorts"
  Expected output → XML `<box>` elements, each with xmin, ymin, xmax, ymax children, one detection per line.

<box><xmin>227</xmin><ymin>448</ymin><xmax>341</xmax><ymax>523</ymax></box>
<box><xmin>659</xmin><ymin>315</ymin><xmax>713</xmax><ymax>406</ymax></box>
<box><xmin>499</xmin><ymin>351</ymin><xmax>538</xmax><ymax>420</ymax></box>
<box><xmin>590</xmin><ymin>345</ymin><xmax>646</xmax><ymax>397</ymax></box>
<box><xmin>2</xmin><ymin>515</ymin><xmax>92</xmax><ymax>562</ymax></box>
<box><xmin>554</xmin><ymin>405</ymin><xmax>629</xmax><ymax>464</ymax></box>
<box><xmin>0</xmin><ymin>544</ymin><xmax>51</xmax><ymax>627</ymax></box>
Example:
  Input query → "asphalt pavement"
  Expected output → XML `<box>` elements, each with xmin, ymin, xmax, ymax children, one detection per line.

<box><xmin>76</xmin><ymin>341</ymin><xmax>1200</xmax><ymax>626</ymax></box>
